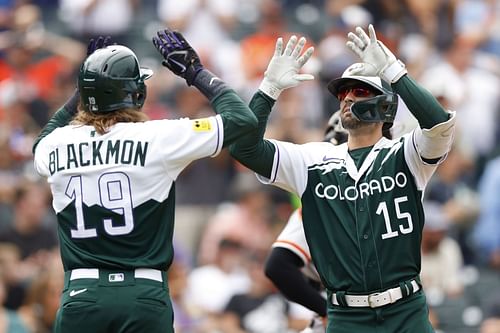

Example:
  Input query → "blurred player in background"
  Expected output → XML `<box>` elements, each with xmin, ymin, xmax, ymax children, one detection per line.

<box><xmin>32</xmin><ymin>31</ymin><xmax>257</xmax><ymax>333</ymax></box>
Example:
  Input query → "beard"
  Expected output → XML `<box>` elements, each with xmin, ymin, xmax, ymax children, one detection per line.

<box><xmin>340</xmin><ymin>107</ymin><xmax>380</xmax><ymax>133</ymax></box>
<box><xmin>341</xmin><ymin>109</ymin><xmax>365</xmax><ymax>130</ymax></box>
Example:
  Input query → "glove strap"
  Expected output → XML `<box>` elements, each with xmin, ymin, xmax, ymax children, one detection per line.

<box><xmin>380</xmin><ymin>59</ymin><xmax>407</xmax><ymax>84</ymax></box>
<box><xmin>259</xmin><ymin>79</ymin><xmax>282</xmax><ymax>100</ymax></box>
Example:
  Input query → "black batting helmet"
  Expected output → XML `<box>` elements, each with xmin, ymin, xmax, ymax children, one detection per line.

<box><xmin>78</xmin><ymin>45</ymin><xmax>153</xmax><ymax>113</ymax></box>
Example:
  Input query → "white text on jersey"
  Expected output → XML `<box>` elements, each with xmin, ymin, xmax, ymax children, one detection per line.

<box><xmin>314</xmin><ymin>172</ymin><xmax>408</xmax><ymax>201</ymax></box>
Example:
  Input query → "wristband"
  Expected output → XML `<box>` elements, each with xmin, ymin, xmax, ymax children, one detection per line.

<box><xmin>259</xmin><ymin>79</ymin><xmax>282</xmax><ymax>100</ymax></box>
<box><xmin>380</xmin><ymin>60</ymin><xmax>407</xmax><ymax>84</ymax></box>
<box><xmin>192</xmin><ymin>69</ymin><xmax>230</xmax><ymax>101</ymax></box>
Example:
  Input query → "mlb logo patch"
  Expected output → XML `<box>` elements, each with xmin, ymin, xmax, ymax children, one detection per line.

<box><xmin>192</xmin><ymin>119</ymin><xmax>211</xmax><ymax>132</ymax></box>
<box><xmin>108</xmin><ymin>273</ymin><xmax>124</xmax><ymax>282</ymax></box>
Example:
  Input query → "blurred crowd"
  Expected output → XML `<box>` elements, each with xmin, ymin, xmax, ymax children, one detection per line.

<box><xmin>0</xmin><ymin>0</ymin><xmax>499</xmax><ymax>332</ymax></box>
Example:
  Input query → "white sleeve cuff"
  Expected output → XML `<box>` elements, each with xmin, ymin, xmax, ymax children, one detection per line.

<box><xmin>381</xmin><ymin>60</ymin><xmax>407</xmax><ymax>84</ymax></box>
<box><xmin>258</xmin><ymin>79</ymin><xmax>282</xmax><ymax>100</ymax></box>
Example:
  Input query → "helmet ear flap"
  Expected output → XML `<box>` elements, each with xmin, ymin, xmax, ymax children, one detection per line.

<box><xmin>350</xmin><ymin>92</ymin><xmax>398</xmax><ymax>123</ymax></box>
<box><xmin>135</xmin><ymin>82</ymin><xmax>147</xmax><ymax>109</ymax></box>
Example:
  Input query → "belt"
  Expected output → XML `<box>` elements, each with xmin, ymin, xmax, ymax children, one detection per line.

<box><xmin>69</xmin><ymin>268</ymin><xmax>164</xmax><ymax>282</ymax></box>
<box><xmin>331</xmin><ymin>280</ymin><xmax>420</xmax><ymax>308</ymax></box>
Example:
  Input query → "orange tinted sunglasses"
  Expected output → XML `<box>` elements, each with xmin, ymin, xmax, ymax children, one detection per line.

<box><xmin>337</xmin><ymin>87</ymin><xmax>374</xmax><ymax>101</ymax></box>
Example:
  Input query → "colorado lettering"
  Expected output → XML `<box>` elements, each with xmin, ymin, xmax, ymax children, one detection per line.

<box><xmin>48</xmin><ymin>140</ymin><xmax>149</xmax><ymax>175</ymax></box>
<box><xmin>315</xmin><ymin>172</ymin><xmax>408</xmax><ymax>201</ymax></box>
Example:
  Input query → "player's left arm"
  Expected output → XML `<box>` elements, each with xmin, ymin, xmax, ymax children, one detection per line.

<box><xmin>347</xmin><ymin>24</ymin><xmax>455</xmax><ymax>162</ymax></box>
<box><xmin>32</xmin><ymin>36</ymin><xmax>112</xmax><ymax>154</ymax></box>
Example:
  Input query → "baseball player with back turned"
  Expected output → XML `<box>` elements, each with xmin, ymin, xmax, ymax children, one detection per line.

<box><xmin>32</xmin><ymin>30</ymin><xmax>257</xmax><ymax>333</ymax></box>
<box><xmin>229</xmin><ymin>24</ymin><xmax>456</xmax><ymax>333</ymax></box>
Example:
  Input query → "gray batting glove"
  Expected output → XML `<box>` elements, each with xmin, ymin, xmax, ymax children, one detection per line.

<box><xmin>346</xmin><ymin>24</ymin><xmax>407</xmax><ymax>84</ymax></box>
<box><xmin>259</xmin><ymin>35</ymin><xmax>315</xmax><ymax>100</ymax></box>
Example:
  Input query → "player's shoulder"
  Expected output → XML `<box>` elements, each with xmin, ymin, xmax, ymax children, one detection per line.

<box><xmin>300</xmin><ymin>141</ymin><xmax>346</xmax><ymax>165</ymax></box>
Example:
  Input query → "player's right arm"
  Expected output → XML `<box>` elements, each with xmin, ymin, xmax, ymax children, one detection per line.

<box><xmin>152</xmin><ymin>29</ymin><xmax>257</xmax><ymax>148</ymax></box>
<box><xmin>229</xmin><ymin>36</ymin><xmax>315</xmax><ymax>178</ymax></box>
<box><xmin>346</xmin><ymin>25</ymin><xmax>455</xmax><ymax>163</ymax></box>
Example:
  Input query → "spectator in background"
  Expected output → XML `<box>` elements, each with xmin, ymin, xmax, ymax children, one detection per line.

<box><xmin>0</xmin><ymin>3</ymin><xmax>86</xmax><ymax>105</ymax></box>
<box><xmin>57</xmin><ymin>0</ymin><xmax>138</xmax><ymax>45</ymax></box>
<box><xmin>424</xmin><ymin>145</ymin><xmax>479</xmax><ymax>264</ymax></box>
<box><xmin>418</xmin><ymin>36</ymin><xmax>500</xmax><ymax>164</ymax></box>
<box><xmin>0</xmin><ymin>181</ymin><xmax>56</xmax><ymax>259</ymax></box>
<box><xmin>218</xmin><ymin>251</ymin><xmax>308</xmax><ymax>333</ymax></box>
<box><xmin>0</xmin><ymin>269</ymin><xmax>32</xmax><ymax>333</ymax></box>
<box><xmin>16</xmin><ymin>252</ymin><xmax>63</xmax><ymax>333</ymax></box>
<box><xmin>157</xmin><ymin>0</ymin><xmax>244</xmax><ymax>90</ymax></box>
<box><xmin>480</xmin><ymin>292</ymin><xmax>500</xmax><ymax>333</ymax></box>
<box><xmin>184</xmin><ymin>238</ymin><xmax>251</xmax><ymax>324</ymax></box>
<box><xmin>157</xmin><ymin>0</ymin><xmax>237</xmax><ymax>51</ymax></box>
<box><xmin>197</xmin><ymin>171</ymin><xmax>275</xmax><ymax>266</ymax></box>
<box><xmin>167</xmin><ymin>244</ymin><xmax>199</xmax><ymax>333</ymax></box>
<box><xmin>473</xmin><ymin>155</ymin><xmax>500</xmax><ymax>269</ymax></box>
<box><xmin>239</xmin><ymin>0</ymin><xmax>316</xmax><ymax>99</ymax></box>
<box><xmin>0</xmin><ymin>137</ymin><xmax>24</xmax><ymax>225</ymax></box>
<box><xmin>420</xmin><ymin>201</ymin><xmax>464</xmax><ymax>298</ymax></box>
<box><xmin>0</xmin><ymin>181</ymin><xmax>57</xmax><ymax>310</ymax></box>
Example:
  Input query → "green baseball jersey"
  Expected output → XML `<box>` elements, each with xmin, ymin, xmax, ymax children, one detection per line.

<box><xmin>258</xmin><ymin>130</ymin><xmax>452</xmax><ymax>293</ymax></box>
<box><xmin>34</xmin><ymin>116</ymin><xmax>224</xmax><ymax>271</ymax></box>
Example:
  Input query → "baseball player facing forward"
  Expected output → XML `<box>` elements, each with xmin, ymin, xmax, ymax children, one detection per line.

<box><xmin>265</xmin><ymin>112</ymin><xmax>348</xmax><ymax>333</ymax></box>
<box><xmin>32</xmin><ymin>31</ymin><xmax>257</xmax><ymax>333</ymax></box>
<box><xmin>230</xmin><ymin>24</ymin><xmax>456</xmax><ymax>333</ymax></box>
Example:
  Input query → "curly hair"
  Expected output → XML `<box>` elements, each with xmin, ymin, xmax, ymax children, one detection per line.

<box><xmin>70</xmin><ymin>108</ymin><xmax>149</xmax><ymax>135</ymax></box>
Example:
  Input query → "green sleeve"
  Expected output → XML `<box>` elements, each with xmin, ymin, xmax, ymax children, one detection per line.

<box><xmin>211</xmin><ymin>90</ymin><xmax>258</xmax><ymax>148</ymax></box>
<box><xmin>32</xmin><ymin>107</ymin><xmax>73</xmax><ymax>154</ymax></box>
<box><xmin>32</xmin><ymin>89</ymin><xmax>80</xmax><ymax>154</ymax></box>
<box><xmin>229</xmin><ymin>91</ymin><xmax>276</xmax><ymax>178</ymax></box>
<box><xmin>392</xmin><ymin>75</ymin><xmax>449</xmax><ymax>129</ymax></box>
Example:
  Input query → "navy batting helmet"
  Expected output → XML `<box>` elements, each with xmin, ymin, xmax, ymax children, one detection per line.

<box><xmin>78</xmin><ymin>45</ymin><xmax>153</xmax><ymax>113</ymax></box>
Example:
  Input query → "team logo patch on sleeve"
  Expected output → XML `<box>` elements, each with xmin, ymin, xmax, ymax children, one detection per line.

<box><xmin>192</xmin><ymin>118</ymin><xmax>212</xmax><ymax>132</ymax></box>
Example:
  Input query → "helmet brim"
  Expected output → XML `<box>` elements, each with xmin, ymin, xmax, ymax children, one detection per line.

<box><xmin>140</xmin><ymin>67</ymin><xmax>154</xmax><ymax>80</ymax></box>
<box><xmin>327</xmin><ymin>75</ymin><xmax>389</xmax><ymax>98</ymax></box>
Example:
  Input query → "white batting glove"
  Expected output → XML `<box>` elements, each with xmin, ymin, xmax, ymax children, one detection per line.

<box><xmin>342</xmin><ymin>62</ymin><xmax>378</xmax><ymax>77</ymax></box>
<box><xmin>259</xmin><ymin>35</ymin><xmax>315</xmax><ymax>100</ymax></box>
<box><xmin>346</xmin><ymin>24</ymin><xmax>407</xmax><ymax>84</ymax></box>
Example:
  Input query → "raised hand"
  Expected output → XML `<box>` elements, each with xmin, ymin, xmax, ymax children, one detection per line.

<box><xmin>87</xmin><ymin>36</ymin><xmax>112</xmax><ymax>56</ymax></box>
<box><xmin>346</xmin><ymin>24</ymin><xmax>407</xmax><ymax>83</ymax></box>
<box><xmin>259</xmin><ymin>35</ymin><xmax>315</xmax><ymax>100</ymax></box>
<box><xmin>152</xmin><ymin>29</ymin><xmax>203</xmax><ymax>86</ymax></box>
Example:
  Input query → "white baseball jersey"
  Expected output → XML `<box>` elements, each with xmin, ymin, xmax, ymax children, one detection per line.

<box><xmin>33</xmin><ymin>116</ymin><xmax>223</xmax><ymax>270</ymax></box>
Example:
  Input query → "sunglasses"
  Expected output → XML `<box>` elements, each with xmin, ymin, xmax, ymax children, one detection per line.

<box><xmin>337</xmin><ymin>86</ymin><xmax>375</xmax><ymax>101</ymax></box>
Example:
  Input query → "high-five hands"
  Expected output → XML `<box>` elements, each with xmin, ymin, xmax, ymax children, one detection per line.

<box><xmin>259</xmin><ymin>35</ymin><xmax>315</xmax><ymax>100</ymax></box>
<box><xmin>346</xmin><ymin>24</ymin><xmax>407</xmax><ymax>83</ymax></box>
<box><xmin>152</xmin><ymin>29</ymin><xmax>204</xmax><ymax>86</ymax></box>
